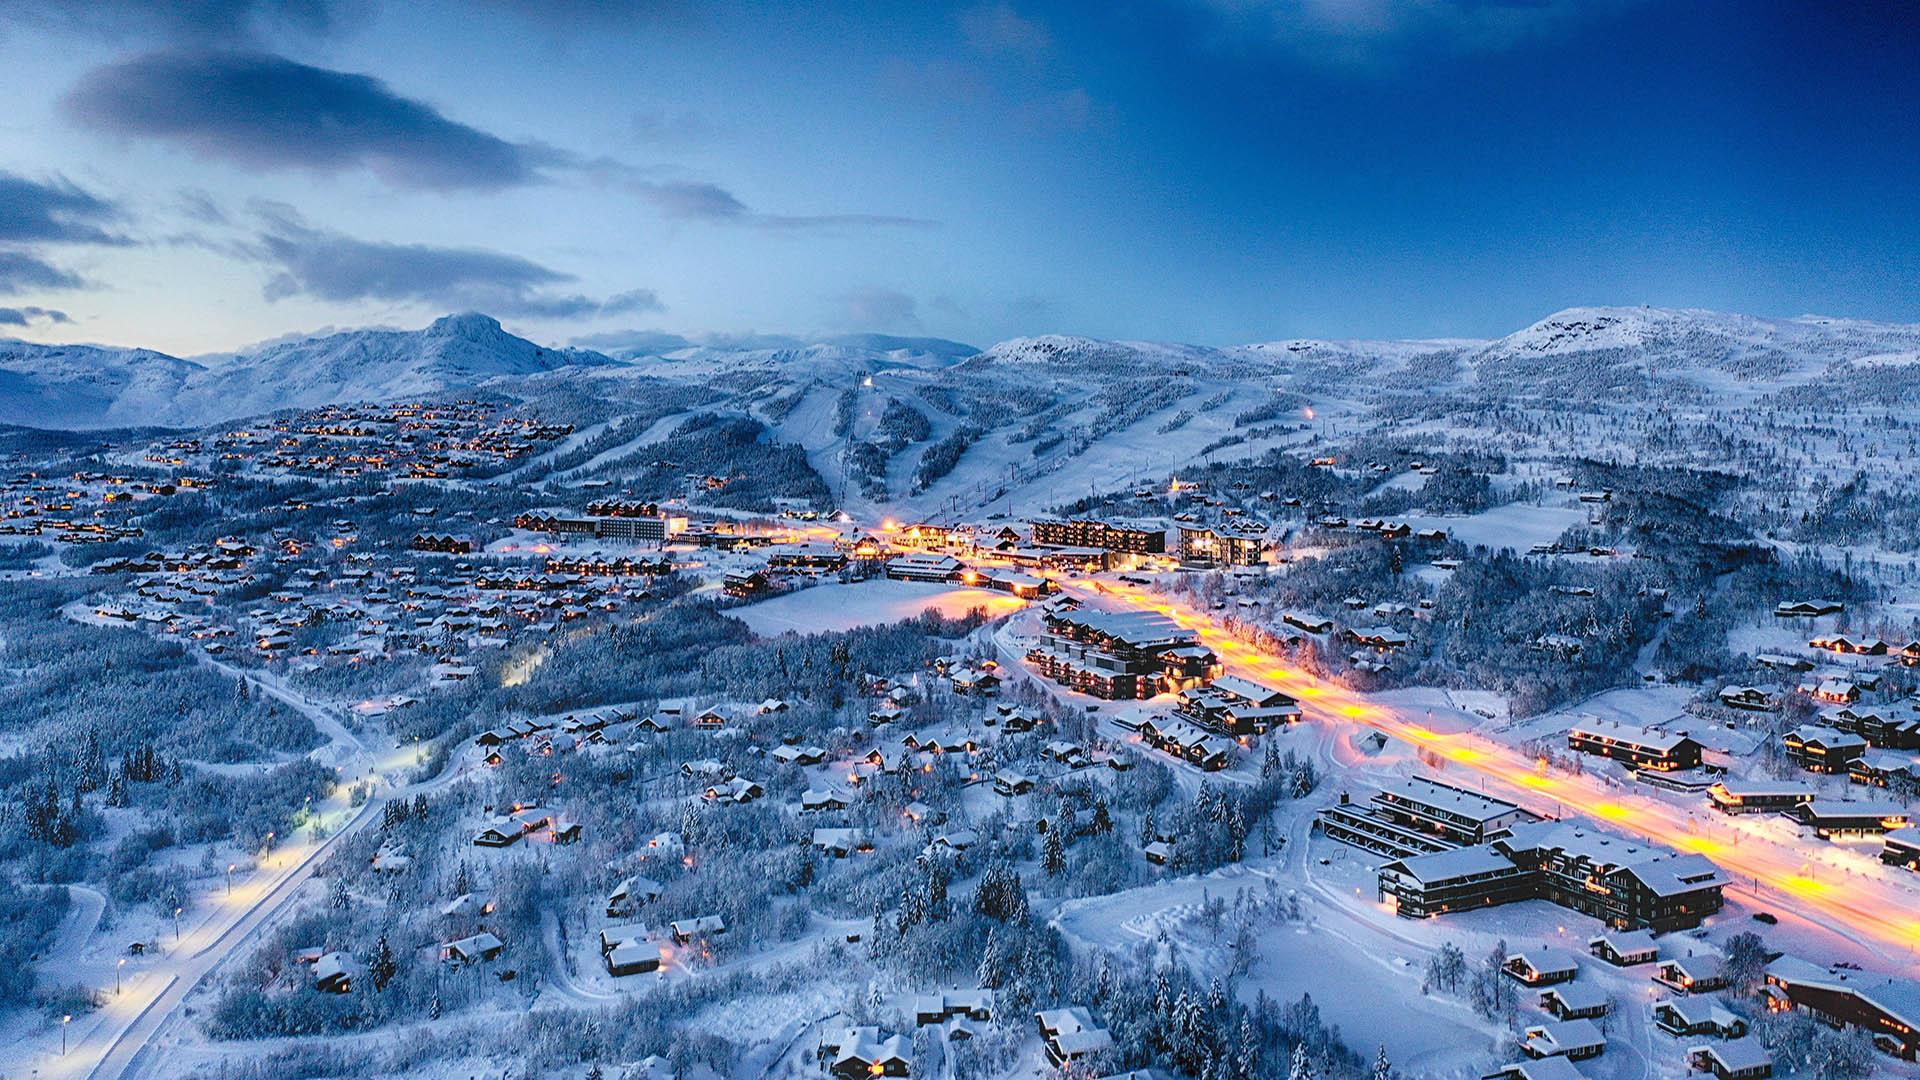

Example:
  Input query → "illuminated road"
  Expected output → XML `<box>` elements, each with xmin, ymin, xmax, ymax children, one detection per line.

<box><xmin>1069</xmin><ymin>576</ymin><xmax>1920</xmax><ymax>964</ymax></box>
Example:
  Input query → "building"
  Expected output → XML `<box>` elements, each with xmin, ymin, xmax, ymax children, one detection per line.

<box><xmin>1588</xmin><ymin>929</ymin><xmax>1658</xmax><ymax>967</ymax></box>
<box><xmin>1882</xmin><ymin>827</ymin><xmax>1920</xmax><ymax>870</ymax></box>
<box><xmin>1689</xmin><ymin>1040</ymin><xmax>1772</xmax><ymax>1080</ymax></box>
<box><xmin>440</xmin><ymin>931</ymin><xmax>504</xmax><ymax>965</ymax></box>
<box><xmin>1036</xmin><ymin>1007</ymin><xmax>1114</xmax><ymax>1067</ymax></box>
<box><xmin>1656</xmin><ymin>956</ymin><xmax>1730</xmax><ymax>994</ymax></box>
<box><xmin>1822</xmin><ymin>705</ymin><xmax>1920</xmax><ymax>750</ymax></box>
<box><xmin>1781</xmin><ymin>725</ymin><xmax>1868</xmax><ymax>774</ymax></box>
<box><xmin>1654</xmin><ymin>999</ymin><xmax>1747</xmax><ymax>1039</ymax></box>
<box><xmin>820</xmin><ymin>1027</ymin><xmax>911</xmax><ymax>1080</ymax></box>
<box><xmin>1794</xmin><ymin>799</ymin><xmax>1911</xmax><ymax>838</ymax></box>
<box><xmin>1717</xmin><ymin>686</ymin><xmax>1777</xmax><ymax>712</ymax></box>
<box><xmin>1764</xmin><ymin>955</ymin><xmax>1920</xmax><ymax>1060</ymax></box>
<box><xmin>1567</xmin><ymin>719</ymin><xmax>1703</xmax><ymax>771</ymax></box>
<box><xmin>1522</xmin><ymin>1020</ymin><xmax>1605</xmax><ymax>1061</ymax></box>
<box><xmin>885</xmin><ymin>552</ymin><xmax>963</xmax><ymax>582</ymax></box>
<box><xmin>1482</xmin><ymin>1058</ymin><xmax>1587</xmax><ymax>1080</ymax></box>
<box><xmin>1706</xmin><ymin>779</ymin><xmax>1814</xmax><ymax>816</ymax></box>
<box><xmin>1505</xmin><ymin>947</ymin><xmax>1580</xmax><ymax>986</ymax></box>
<box><xmin>1540</xmin><ymin>983</ymin><xmax>1611</xmax><ymax>1021</ymax></box>
<box><xmin>1177</xmin><ymin>523</ymin><xmax>1266</xmax><ymax>566</ymax></box>
<box><xmin>515</xmin><ymin>511</ymin><xmax>669</xmax><ymax>544</ymax></box>
<box><xmin>1318</xmin><ymin>776</ymin><xmax>1540</xmax><ymax>858</ymax></box>
<box><xmin>1030</xmin><ymin>517</ymin><xmax>1166</xmax><ymax>555</ymax></box>
<box><xmin>1026</xmin><ymin>608</ymin><xmax>1218</xmax><ymax>700</ymax></box>
<box><xmin>1136</xmin><ymin>717</ymin><xmax>1233</xmax><ymax>771</ymax></box>
<box><xmin>1379</xmin><ymin>821</ymin><xmax>1726</xmax><ymax>932</ymax></box>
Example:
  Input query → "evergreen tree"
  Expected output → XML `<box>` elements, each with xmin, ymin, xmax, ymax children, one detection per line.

<box><xmin>1287</xmin><ymin>1042</ymin><xmax>1314</xmax><ymax>1080</ymax></box>
<box><xmin>369</xmin><ymin>933</ymin><xmax>397</xmax><ymax>991</ymax></box>
<box><xmin>1373</xmin><ymin>1044</ymin><xmax>1392</xmax><ymax>1080</ymax></box>
<box><xmin>1043</xmin><ymin>825</ymin><xmax>1066</xmax><ymax>876</ymax></box>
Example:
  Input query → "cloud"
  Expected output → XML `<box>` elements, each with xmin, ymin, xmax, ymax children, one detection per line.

<box><xmin>615</xmin><ymin>174</ymin><xmax>934</xmax><ymax>229</ymax></box>
<box><xmin>630</xmin><ymin>109</ymin><xmax>714</xmax><ymax>146</ymax></box>
<box><xmin>64</xmin><ymin>50</ymin><xmax>562</xmax><ymax>191</ymax></box>
<box><xmin>0</xmin><ymin>251</ymin><xmax>88</xmax><ymax>295</ymax></box>
<box><xmin>251</xmin><ymin>212</ymin><xmax>659</xmax><ymax>320</ymax></box>
<box><xmin>960</xmin><ymin>3</ymin><xmax>1051</xmax><ymax>56</ymax></box>
<box><xmin>835</xmin><ymin>289</ymin><xmax>920</xmax><ymax>331</ymax></box>
<box><xmin>0</xmin><ymin>171</ymin><xmax>125</xmax><ymax>245</ymax></box>
<box><xmin>1190</xmin><ymin>0</ymin><xmax>1633</xmax><ymax>67</ymax></box>
<box><xmin>0</xmin><ymin>306</ymin><xmax>72</xmax><ymax>327</ymax></box>
<box><xmin>2</xmin><ymin>0</ymin><xmax>359</xmax><ymax>45</ymax></box>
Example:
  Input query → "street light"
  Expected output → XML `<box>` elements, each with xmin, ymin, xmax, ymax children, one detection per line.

<box><xmin>117</xmin><ymin>957</ymin><xmax>125</xmax><ymax>994</ymax></box>
<box><xmin>62</xmin><ymin>1013</ymin><xmax>71</xmax><ymax>1054</ymax></box>
<box><xmin>227</xmin><ymin>863</ymin><xmax>236</xmax><ymax>895</ymax></box>
<box><xmin>172</xmin><ymin>906</ymin><xmax>182</xmax><ymax>942</ymax></box>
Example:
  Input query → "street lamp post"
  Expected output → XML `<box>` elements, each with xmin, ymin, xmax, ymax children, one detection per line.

<box><xmin>172</xmin><ymin>906</ymin><xmax>182</xmax><ymax>943</ymax></box>
<box><xmin>227</xmin><ymin>863</ymin><xmax>236</xmax><ymax>895</ymax></box>
<box><xmin>117</xmin><ymin>957</ymin><xmax>125</xmax><ymax>995</ymax></box>
<box><xmin>62</xmin><ymin>1013</ymin><xmax>71</xmax><ymax>1054</ymax></box>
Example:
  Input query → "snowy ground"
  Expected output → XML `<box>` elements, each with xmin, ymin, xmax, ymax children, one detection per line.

<box><xmin>732</xmin><ymin>579</ymin><xmax>1027</xmax><ymax>636</ymax></box>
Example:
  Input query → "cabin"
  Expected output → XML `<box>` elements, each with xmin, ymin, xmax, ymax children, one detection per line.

<box><xmin>1774</xmin><ymin>600</ymin><xmax>1842</xmax><ymax>618</ymax></box>
<box><xmin>1765</xmin><ymin>954</ymin><xmax>1920</xmax><ymax>1059</ymax></box>
<box><xmin>605</xmin><ymin>940</ymin><xmax>663</xmax><ymax>976</ymax></box>
<box><xmin>1717</xmin><ymin>686</ymin><xmax>1777</xmax><ymax>712</ymax></box>
<box><xmin>1540</xmin><ymin>982</ymin><xmax>1611</xmax><ymax>1021</ymax></box>
<box><xmin>1656</xmin><ymin>956</ymin><xmax>1730</xmax><ymax>994</ymax></box>
<box><xmin>1781</xmin><ymin>726</ymin><xmax>1867</xmax><ymax>773</ymax></box>
<box><xmin>1567</xmin><ymin>719</ymin><xmax>1703</xmax><ymax>772</ymax></box>
<box><xmin>472</xmin><ymin>822</ymin><xmax>519</xmax><ymax>847</ymax></box>
<box><xmin>1707</xmin><ymin>780</ymin><xmax>1813</xmax><ymax>816</ymax></box>
<box><xmin>1882</xmin><ymin>827</ymin><xmax>1920</xmax><ymax>871</ymax></box>
<box><xmin>668</xmin><ymin>915</ymin><xmax>727</xmax><ymax>944</ymax></box>
<box><xmin>1522</xmin><ymin>1020</ymin><xmax>1606</xmax><ymax>1061</ymax></box>
<box><xmin>821</xmin><ymin>1027</ymin><xmax>912</xmax><ymax>1080</ymax></box>
<box><xmin>994</xmin><ymin>770</ymin><xmax>1036</xmax><ymax>796</ymax></box>
<box><xmin>1588</xmin><ymin>929</ymin><xmax>1658</xmax><ymax>967</ymax></box>
<box><xmin>606</xmin><ymin>874</ymin><xmax>662</xmax><ymax>918</ymax></box>
<box><xmin>913</xmin><ymin>989</ymin><xmax>995</xmax><ymax>1025</ymax></box>
<box><xmin>1655</xmin><ymin>998</ymin><xmax>1747</xmax><ymax>1039</ymax></box>
<box><xmin>441</xmin><ymin>931</ymin><xmax>504</xmax><ymax>965</ymax></box>
<box><xmin>1795</xmin><ymin>799</ymin><xmax>1910</xmax><ymax>838</ymax></box>
<box><xmin>1481</xmin><ymin>1058</ymin><xmax>1587</xmax><ymax>1080</ymax></box>
<box><xmin>1036</xmin><ymin>1007</ymin><xmax>1114</xmax><ymax>1067</ymax></box>
<box><xmin>1688</xmin><ymin>1040</ymin><xmax>1773</xmax><ymax>1080</ymax></box>
<box><xmin>812</xmin><ymin>827</ymin><xmax>870</xmax><ymax>858</ymax></box>
<box><xmin>1505</xmin><ymin>947</ymin><xmax>1580</xmax><ymax>986</ymax></box>
<box><xmin>313</xmin><ymin>951</ymin><xmax>358</xmax><ymax>993</ymax></box>
<box><xmin>801</xmin><ymin>786</ymin><xmax>852</xmax><ymax>812</ymax></box>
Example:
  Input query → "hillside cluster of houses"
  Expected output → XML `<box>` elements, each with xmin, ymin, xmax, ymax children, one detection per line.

<box><xmin>0</xmin><ymin>468</ymin><xmax>195</xmax><ymax>543</ymax></box>
<box><xmin>169</xmin><ymin>401</ymin><xmax>573</xmax><ymax>481</ymax></box>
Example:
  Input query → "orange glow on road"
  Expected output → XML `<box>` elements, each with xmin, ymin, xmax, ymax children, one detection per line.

<box><xmin>1067</xmin><ymin>576</ymin><xmax>1920</xmax><ymax>960</ymax></box>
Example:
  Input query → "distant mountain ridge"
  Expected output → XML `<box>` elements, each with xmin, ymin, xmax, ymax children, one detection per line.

<box><xmin>3</xmin><ymin>306</ymin><xmax>1918</xmax><ymax>431</ymax></box>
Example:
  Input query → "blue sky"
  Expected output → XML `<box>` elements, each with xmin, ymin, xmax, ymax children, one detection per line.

<box><xmin>1</xmin><ymin>0</ymin><xmax>1916</xmax><ymax>354</ymax></box>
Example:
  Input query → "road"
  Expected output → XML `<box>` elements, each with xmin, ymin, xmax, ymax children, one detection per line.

<box><xmin>1067</xmin><ymin>576</ymin><xmax>1920</xmax><ymax>966</ymax></box>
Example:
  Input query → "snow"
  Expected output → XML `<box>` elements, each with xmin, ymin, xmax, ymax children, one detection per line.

<box><xmin>1403</xmin><ymin>503</ymin><xmax>1590</xmax><ymax>554</ymax></box>
<box><xmin>730</xmin><ymin>579</ymin><xmax>1026</xmax><ymax>636</ymax></box>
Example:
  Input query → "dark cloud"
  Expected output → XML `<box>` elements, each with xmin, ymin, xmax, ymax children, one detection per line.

<box><xmin>252</xmin><ymin>214</ymin><xmax>658</xmax><ymax>320</ymax></box>
<box><xmin>0</xmin><ymin>251</ymin><xmax>87</xmax><ymax>295</ymax></box>
<box><xmin>0</xmin><ymin>306</ymin><xmax>72</xmax><ymax>327</ymax></box>
<box><xmin>624</xmin><ymin>177</ymin><xmax>932</xmax><ymax>229</ymax></box>
<box><xmin>64</xmin><ymin>51</ymin><xmax>562</xmax><ymax>191</ymax></box>
<box><xmin>0</xmin><ymin>171</ymin><xmax>125</xmax><ymax>245</ymax></box>
<box><xmin>835</xmin><ymin>288</ymin><xmax>920</xmax><ymax>331</ymax></box>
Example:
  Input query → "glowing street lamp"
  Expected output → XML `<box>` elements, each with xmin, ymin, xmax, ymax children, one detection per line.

<box><xmin>227</xmin><ymin>863</ymin><xmax>237</xmax><ymax>895</ymax></box>
<box><xmin>62</xmin><ymin>1013</ymin><xmax>71</xmax><ymax>1054</ymax></box>
<box><xmin>172</xmin><ymin>906</ymin><xmax>183</xmax><ymax>942</ymax></box>
<box><xmin>117</xmin><ymin>957</ymin><xmax>125</xmax><ymax>994</ymax></box>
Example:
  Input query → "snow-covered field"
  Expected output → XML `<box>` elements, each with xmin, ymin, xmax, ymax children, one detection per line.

<box><xmin>731</xmin><ymin>579</ymin><xmax>1027</xmax><ymax>636</ymax></box>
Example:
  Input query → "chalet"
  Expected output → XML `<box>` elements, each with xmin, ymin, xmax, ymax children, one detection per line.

<box><xmin>641</xmin><ymin>832</ymin><xmax>684</xmax><ymax>860</ymax></box>
<box><xmin>1717</xmin><ymin>686</ymin><xmax>1777</xmax><ymax>712</ymax></box>
<box><xmin>1348</xmin><ymin>626</ymin><xmax>1410</xmax><ymax>649</ymax></box>
<box><xmin>801</xmin><ymin>786</ymin><xmax>851</xmax><ymax>812</ymax></box>
<box><xmin>1283</xmin><ymin>612</ymin><xmax>1335</xmax><ymax>635</ymax></box>
<box><xmin>1707</xmin><ymin>779</ymin><xmax>1814</xmax><ymax>816</ymax></box>
<box><xmin>1655</xmin><ymin>999</ymin><xmax>1747</xmax><ymax>1039</ymax></box>
<box><xmin>1902</xmin><ymin>641</ymin><xmax>1920</xmax><ymax>667</ymax></box>
<box><xmin>441</xmin><ymin>893</ymin><xmax>495</xmax><ymax>918</ymax></box>
<box><xmin>1765</xmin><ymin>954</ymin><xmax>1920</xmax><ymax>1059</ymax></box>
<box><xmin>927</xmin><ymin>828</ymin><xmax>980</xmax><ymax>855</ymax></box>
<box><xmin>821</xmin><ymin>1027</ymin><xmax>911</xmax><ymax>1080</ymax></box>
<box><xmin>472</xmin><ymin>822</ymin><xmax>519</xmax><ymax>847</ymax></box>
<box><xmin>1688</xmin><ymin>1039</ymin><xmax>1772</xmax><ymax>1080</ymax></box>
<box><xmin>771</xmin><ymin>744</ymin><xmax>827</xmax><ymax>767</ymax></box>
<box><xmin>812</xmin><ymin>827</ymin><xmax>871</xmax><ymax>858</ymax></box>
<box><xmin>668</xmin><ymin>915</ymin><xmax>727</xmax><ymax>943</ymax></box>
<box><xmin>1505</xmin><ymin>947</ymin><xmax>1580</xmax><ymax>986</ymax></box>
<box><xmin>1144</xmin><ymin>839</ymin><xmax>1175</xmax><ymax>865</ymax></box>
<box><xmin>722</xmin><ymin>570</ymin><xmax>770</xmax><ymax>598</ymax></box>
<box><xmin>1036</xmin><ymin>1007</ymin><xmax>1115</xmax><ymax>1066</ymax></box>
<box><xmin>703</xmin><ymin>777</ymin><xmax>764</xmax><ymax>804</ymax></box>
<box><xmin>1795</xmin><ymin>799</ymin><xmax>1910</xmax><ymax>838</ymax></box>
<box><xmin>1540</xmin><ymin>982</ymin><xmax>1611</xmax><ymax>1021</ymax></box>
<box><xmin>1589</xmin><ymin>929</ymin><xmax>1658</xmax><ymax>967</ymax></box>
<box><xmin>1754</xmin><ymin>653</ymin><xmax>1814</xmax><ymax>673</ymax></box>
<box><xmin>1781</xmin><ymin>726</ymin><xmax>1867</xmax><ymax>773</ymax></box>
<box><xmin>606</xmin><ymin>875</ymin><xmax>662</xmax><ymax>918</ymax></box>
<box><xmin>1481</xmin><ymin>1058</ymin><xmax>1587</xmax><ymax>1080</ymax></box>
<box><xmin>885</xmin><ymin>553</ymin><xmax>962</xmax><ymax>582</ymax></box>
<box><xmin>1567</xmin><ymin>719</ymin><xmax>1703</xmax><ymax>772</ymax></box>
<box><xmin>313</xmin><ymin>951</ymin><xmax>358</xmax><ymax>993</ymax></box>
<box><xmin>1774</xmin><ymin>600</ymin><xmax>1843</xmax><ymax>618</ymax></box>
<box><xmin>950</xmin><ymin>668</ymin><xmax>1001</xmax><ymax>696</ymax></box>
<box><xmin>1882</xmin><ymin>827</ymin><xmax>1920</xmax><ymax>870</ymax></box>
<box><xmin>994</xmin><ymin>770</ymin><xmax>1036</xmax><ymax>796</ymax></box>
<box><xmin>1656</xmin><ymin>956</ymin><xmax>1730</xmax><ymax>994</ymax></box>
<box><xmin>913</xmin><ymin>989</ymin><xmax>995</xmax><ymax>1025</ymax></box>
<box><xmin>1851</xmin><ymin>750</ymin><xmax>1920</xmax><ymax>788</ymax></box>
<box><xmin>1809</xmin><ymin>635</ymin><xmax>1886</xmax><ymax>656</ymax></box>
<box><xmin>1823</xmin><ymin>705</ymin><xmax>1920</xmax><ymax>749</ymax></box>
<box><xmin>1811</xmin><ymin>679</ymin><xmax>1861</xmax><ymax>705</ymax></box>
<box><xmin>441</xmin><ymin>931</ymin><xmax>504</xmax><ymax>965</ymax></box>
<box><xmin>605</xmin><ymin>940</ymin><xmax>663</xmax><ymax>976</ymax></box>
<box><xmin>693</xmin><ymin>707</ymin><xmax>731</xmax><ymax>730</ymax></box>
<box><xmin>1136</xmin><ymin>716</ymin><xmax>1233</xmax><ymax>770</ymax></box>
<box><xmin>1522</xmin><ymin>1020</ymin><xmax>1606</xmax><ymax>1061</ymax></box>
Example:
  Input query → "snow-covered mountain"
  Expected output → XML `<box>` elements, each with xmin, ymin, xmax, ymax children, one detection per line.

<box><xmin>5</xmin><ymin>306</ymin><xmax>1920</xmax><ymax>433</ymax></box>
<box><xmin>0</xmin><ymin>313</ymin><xmax>622</xmax><ymax>429</ymax></box>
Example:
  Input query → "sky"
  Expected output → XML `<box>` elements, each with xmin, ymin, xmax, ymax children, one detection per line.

<box><xmin>0</xmin><ymin>0</ymin><xmax>1917</xmax><ymax>355</ymax></box>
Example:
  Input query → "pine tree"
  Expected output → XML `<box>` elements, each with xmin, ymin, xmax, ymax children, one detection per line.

<box><xmin>1373</xmin><ymin>1044</ymin><xmax>1392</xmax><ymax>1080</ymax></box>
<box><xmin>1287</xmin><ymin>1043</ymin><xmax>1314</xmax><ymax>1080</ymax></box>
<box><xmin>1043</xmin><ymin>825</ymin><xmax>1065</xmax><ymax>876</ymax></box>
<box><xmin>369</xmin><ymin>933</ymin><xmax>397</xmax><ymax>991</ymax></box>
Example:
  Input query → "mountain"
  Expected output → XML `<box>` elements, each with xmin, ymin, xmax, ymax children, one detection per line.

<box><xmin>0</xmin><ymin>313</ymin><xmax>622</xmax><ymax>430</ymax></box>
<box><xmin>5</xmin><ymin>306</ymin><xmax>1920</xmax><ymax>434</ymax></box>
